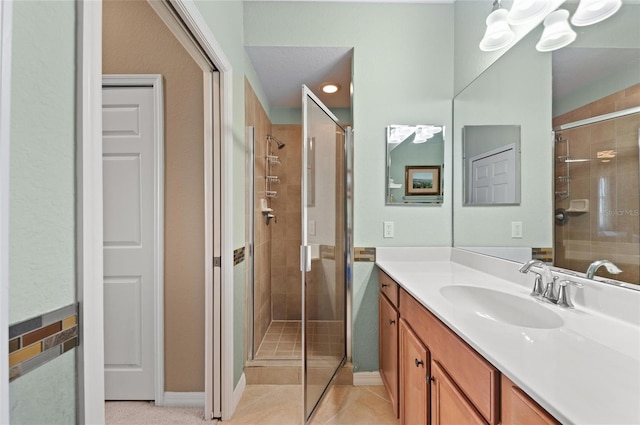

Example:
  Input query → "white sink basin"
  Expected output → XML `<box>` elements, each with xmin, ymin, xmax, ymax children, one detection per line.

<box><xmin>440</xmin><ymin>285</ymin><xmax>564</xmax><ymax>329</ymax></box>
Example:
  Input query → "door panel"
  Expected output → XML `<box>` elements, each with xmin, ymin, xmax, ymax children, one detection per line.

<box><xmin>302</xmin><ymin>86</ymin><xmax>347</xmax><ymax>422</ymax></box>
<box><xmin>432</xmin><ymin>361</ymin><xmax>487</xmax><ymax>425</ymax></box>
<box><xmin>471</xmin><ymin>147</ymin><xmax>516</xmax><ymax>204</ymax></box>
<box><xmin>103</xmin><ymin>85</ymin><xmax>156</xmax><ymax>400</ymax></box>
<box><xmin>400</xmin><ymin>319</ymin><xmax>429</xmax><ymax>425</ymax></box>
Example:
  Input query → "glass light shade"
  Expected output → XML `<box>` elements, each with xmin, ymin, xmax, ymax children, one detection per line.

<box><xmin>479</xmin><ymin>9</ymin><xmax>515</xmax><ymax>52</ymax></box>
<box><xmin>507</xmin><ymin>0</ymin><xmax>552</xmax><ymax>25</ymax></box>
<box><xmin>536</xmin><ymin>9</ymin><xmax>576</xmax><ymax>52</ymax></box>
<box><xmin>570</xmin><ymin>0</ymin><xmax>621</xmax><ymax>26</ymax></box>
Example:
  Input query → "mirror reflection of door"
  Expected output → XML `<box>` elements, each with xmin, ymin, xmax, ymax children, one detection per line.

<box><xmin>462</xmin><ymin>125</ymin><xmax>521</xmax><ymax>206</ymax></box>
<box><xmin>469</xmin><ymin>144</ymin><xmax>517</xmax><ymax>204</ymax></box>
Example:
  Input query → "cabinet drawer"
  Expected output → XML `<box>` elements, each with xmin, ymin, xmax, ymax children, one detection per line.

<box><xmin>379</xmin><ymin>270</ymin><xmax>399</xmax><ymax>307</ymax></box>
<box><xmin>400</xmin><ymin>288</ymin><xmax>499</xmax><ymax>425</ymax></box>
<box><xmin>501</xmin><ymin>375</ymin><xmax>558</xmax><ymax>425</ymax></box>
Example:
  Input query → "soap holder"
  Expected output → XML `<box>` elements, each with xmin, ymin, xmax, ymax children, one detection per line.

<box><xmin>566</xmin><ymin>199</ymin><xmax>589</xmax><ymax>213</ymax></box>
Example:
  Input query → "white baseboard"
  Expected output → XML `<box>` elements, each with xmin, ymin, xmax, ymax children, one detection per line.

<box><xmin>353</xmin><ymin>371</ymin><xmax>383</xmax><ymax>386</ymax></box>
<box><xmin>163</xmin><ymin>391</ymin><xmax>205</xmax><ymax>407</ymax></box>
<box><xmin>232</xmin><ymin>373</ymin><xmax>246</xmax><ymax>414</ymax></box>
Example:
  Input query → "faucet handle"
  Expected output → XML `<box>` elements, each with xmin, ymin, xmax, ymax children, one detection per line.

<box><xmin>530</xmin><ymin>272</ymin><xmax>544</xmax><ymax>297</ymax></box>
<box><xmin>556</xmin><ymin>279</ymin><xmax>583</xmax><ymax>309</ymax></box>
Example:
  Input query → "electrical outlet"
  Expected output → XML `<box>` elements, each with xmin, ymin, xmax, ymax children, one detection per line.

<box><xmin>383</xmin><ymin>221</ymin><xmax>394</xmax><ymax>238</ymax></box>
<box><xmin>511</xmin><ymin>221</ymin><xmax>523</xmax><ymax>239</ymax></box>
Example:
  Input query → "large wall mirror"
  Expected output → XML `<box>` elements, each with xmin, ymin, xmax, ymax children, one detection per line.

<box><xmin>386</xmin><ymin>124</ymin><xmax>445</xmax><ymax>205</ymax></box>
<box><xmin>453</xmin><ymin>3</ymin><xmax>640</xmax><ymax>286</ymax></box>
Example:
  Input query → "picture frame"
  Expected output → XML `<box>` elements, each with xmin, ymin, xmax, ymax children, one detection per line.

<box><xmin>405</xmin><ymin>165</ymin><xmax>441</xmax><ymax>196</ymax></box>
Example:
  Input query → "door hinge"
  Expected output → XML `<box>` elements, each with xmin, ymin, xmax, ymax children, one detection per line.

<box><xmin>214</xmin><ymin>256</ymin><xmax>221</xmax><ymax>267</ymax></box>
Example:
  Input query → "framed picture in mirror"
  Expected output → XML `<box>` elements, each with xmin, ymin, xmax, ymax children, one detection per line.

<box><xmin>405</xmin><ymin>165</ymin><xmax>441</xmax><ymax>196</ymax></box>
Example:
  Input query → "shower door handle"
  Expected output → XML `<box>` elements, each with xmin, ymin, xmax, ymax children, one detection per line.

<box><xmin>300</xmin><ymin>245</ymin><xmax>312</xmax><ymax>272</ymax></box>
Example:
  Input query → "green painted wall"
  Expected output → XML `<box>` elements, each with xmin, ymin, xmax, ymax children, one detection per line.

<box><xmin>9</xmin><ymin>1</ymin><xmax>76</xmax><ymax>423</ymax></box>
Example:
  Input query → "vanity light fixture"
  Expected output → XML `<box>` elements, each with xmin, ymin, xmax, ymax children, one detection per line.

<box><xmin>479</xmin><ymin>1</ymin><xmax>515</xmax><ymax>52</ymax></box>
<box><xmin>535</xmin><ymin>10</ymin><xmax>576</xmax><ymax>52</ymax></box>
<box><xmin>507</xmin><ymin>0</ymin><xmax>553</xmax><ymax>25</ymax></box>
<box><xmin>321</xmin><ymin>83</ymin><xmax>341</xmax><ymax>94</ymax></box>
<box><xmin>570</xmin><ymin>0</ymin><xmax>622</xmax><ymax>26</ymax></box>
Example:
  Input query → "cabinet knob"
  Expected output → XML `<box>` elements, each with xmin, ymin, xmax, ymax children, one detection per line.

<box><xmin>381</xmin><ymin>283</ymin><xmax>389</xmax><ymax>288</ymax></box>
<box><xmin>415</xmin><ymin>359</ymin><xmax>424</xmax><ymax>367</ymax></box>
<box><xmin>427</xmin><ymin>375</ymin><xmax>435</xmax><ymax>383</ymax></box>
<box><xmin>389</xmin><ymin>319</ymin><xmax>395</xmax><ymax>325</ymax></box>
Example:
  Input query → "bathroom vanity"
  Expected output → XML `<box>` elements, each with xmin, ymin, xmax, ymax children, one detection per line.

<box><xmin>376</xmin><ymin>247</ymin><xmax>640</xmax><ymax>425</ymax></box>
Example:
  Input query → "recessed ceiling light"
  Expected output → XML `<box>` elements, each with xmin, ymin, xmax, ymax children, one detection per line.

<box><xmin>321</xmin><ymin>83</ymin><xmax>341</xmax><ymax>94</ymax></box>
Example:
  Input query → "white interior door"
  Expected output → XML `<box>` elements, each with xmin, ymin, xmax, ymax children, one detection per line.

<box><xmin>471</xmin><ymin>146</ymin><xmax>516</xmax><ymax>204</ymax></box>
<box><xmin>102</xmin><ymin>84</ymin><xmax>159</xmax><ymax>400</ymax></box>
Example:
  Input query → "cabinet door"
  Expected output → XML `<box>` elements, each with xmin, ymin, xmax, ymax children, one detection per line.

<box><xmin>400</xmin><ymin>319</ymin><xmax>430</xmax><ymax>425</ymax></box>
<box><xmin>501</xmin><ymin>375</ymin><xmax>558</xmax><ymax>425</ymax></box>
<box><xmin>379</xmin><ymin>294</ymin><xmax>399</xmax><ymax>417</ymax></box>
<box><xmin>432</xmin><ymin>360</ymin><xmax>487</xmax><ymax>425</ymax></box>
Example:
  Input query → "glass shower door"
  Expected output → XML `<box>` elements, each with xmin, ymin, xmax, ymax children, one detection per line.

<box><xmin>301</xmin><ymin>85</ymin><xmax>347</xmax><ymax>422</ymax></box>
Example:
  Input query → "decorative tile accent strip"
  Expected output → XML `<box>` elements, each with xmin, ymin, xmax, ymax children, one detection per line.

<box><xmin>7</xmin><ymin>303</ymin><xmax>79</xmax><ymax>382</ymax></box>
<box><xmin>234</xmin><ymin>247</ymin><xmax>245</xmax><ymax>265</ymax></box>
<box><xmin>354</xmin><ymin>247</ymin><xmax>376</xmax><ymax>262</ymax></box>
<box><xmin>319</xmin><ymin>245</ymin><xmax>335</xmax><ymax>260</ymax></box>
<box><xmin>532</xmin><ymin>247</ymin><xmax>553</xmax><ymax>264</ymax></box>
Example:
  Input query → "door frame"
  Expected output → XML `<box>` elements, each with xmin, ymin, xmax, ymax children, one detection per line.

<box><xmin>102</xmin><ymin>74</ymin><xmax>165</xmax><ymax>404</ymax></box>
<box><xmin>0</xmin><ymin>0</ymin><xmax>12</xmax><ymax>422</ymax></box>
<box><xmin>79</xmin><ymin>0</ymin><xmax>235</xmax><ymax>422</ymax></box>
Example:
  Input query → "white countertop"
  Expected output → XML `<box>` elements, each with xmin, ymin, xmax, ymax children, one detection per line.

<box><xmin>376</xmin><ymin>248</ymin><xmax>640</xmax><ymax>425</ymax></box>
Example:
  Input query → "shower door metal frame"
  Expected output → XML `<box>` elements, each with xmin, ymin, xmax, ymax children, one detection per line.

<box><xmin>246</xmin><ymin>126</ymin><xmax>256</xmax><ymax>361</ymax></box>
<box><xmin>301</xmin><ymin>85</ymin><xmax>349</xmax><ymax>424</ymax></box>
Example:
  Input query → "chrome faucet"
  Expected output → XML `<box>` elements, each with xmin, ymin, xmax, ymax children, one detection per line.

<box><xmin>519</xmin><ymin>260</ymin><xmax>550</xmax><ymax>298</ymax></box>
<box><xmin>585</xmin><ymin>260</ymin><xmax>622</xmax><ymax>279</ymax></box>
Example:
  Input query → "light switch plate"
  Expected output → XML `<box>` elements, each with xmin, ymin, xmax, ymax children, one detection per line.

<box><xmin>383</xmin><ymin>221</ymin><xmax>394</xmax><ymax>238</ymax></box>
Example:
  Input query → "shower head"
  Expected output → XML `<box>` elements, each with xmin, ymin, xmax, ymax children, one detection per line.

<box><xmin>267</xmin><ymin>135</ymin><xmax>286</xmax><ymax>149</ymax></box>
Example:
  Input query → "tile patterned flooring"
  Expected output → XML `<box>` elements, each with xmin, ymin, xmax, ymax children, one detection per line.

<box><xmin>227</xmin><ymin>384</ymin><xmax>399</xmax><ymax>425</ymax></box>
<box><xmin>106</xmin><ymin>384</ymin><xmax>399</xmax><ymax>424</ymax></box>
<box><xmin>255</xmin><ymin>320</ymin><xmax>344</xmax><ymax>360</ymax></box>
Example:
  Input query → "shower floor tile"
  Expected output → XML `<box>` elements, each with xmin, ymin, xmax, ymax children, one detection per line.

<box><xmin>256</xmin><ymin>321</ymin><xmax>302</xmax><ymax>360</ymax></box>
<box><xmin>255</xmin><ymin>320</ymin><xmax>345</xmax><ymax>360</ymax></box>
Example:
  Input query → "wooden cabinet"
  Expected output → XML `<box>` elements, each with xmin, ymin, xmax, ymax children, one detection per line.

<box><xmin>400</xmin><ymin>288</ymin><xmax>499</xmax><ymax>424</ymax></box>
<box><xmin>379</xmin><ymin>270</ymin><xmax>400</xmax><ymax>417</ymax></box>
<box><xmin>400</xmin><ymin>319</ymin><xmax>430</xmax><ymax>425</ymax></box>
<box><xmin>379</xmin><ymin>293</ymin><xmax>399</xmax><ymax>417</ymax></box>
<box><xmin>379</xmin><ymin>270</ymin><xmax>558</xmax><ymax>425</ymax></box>
<box><xmin>501</xmin><ymin>375</ymin><xmax>559</xmax><ymax>425</ymax></box>
<box><xmin>379</xmin><ymin>270</ymin><xmax>399</xmax><ymax>306</ymax></box>
<box><xmin>432</xmin><ymin>360</ymin><xmax>486</xmax><ymax>425</ymax></box>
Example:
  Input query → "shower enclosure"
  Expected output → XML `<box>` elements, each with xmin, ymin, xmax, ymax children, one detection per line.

<box><xmin>554</xmin><ymin>106</ymin><xmax>640</xmax><ymax>284</ymax></box>
<box><xmin>246</xmin><ymin>85</ymin><xmax>352</xmax><ymax>422</ymax></box>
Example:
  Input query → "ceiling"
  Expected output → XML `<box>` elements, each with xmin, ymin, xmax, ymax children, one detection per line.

<box><xmin>246</xmin><ymin>46</ymin><xmax>353</xmax><ymax>109</ymax></box>
<box><xmin>553</xmin><ymin>47</ymin><xmax>640</xmax><ymax>100</ymax></box>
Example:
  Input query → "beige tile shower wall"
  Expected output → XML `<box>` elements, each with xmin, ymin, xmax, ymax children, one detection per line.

<box><xmin>554</xmin><ymin>84</ymin><xmax>639</xmax><ymax>284</ymax></box>
<box><xmin>245</xmin><ymin>79</ymin><xmax>272</xmax><ymax>349</ymax></box>
<box><xmin>103</xmin><ymin>0</ymin><xmax>206</xmax><ymax>392</ymax></box>
<box><xmin>270</xmin><ymin>125</ymin><xmax>303</xmax><ymax>320</ymax></box>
